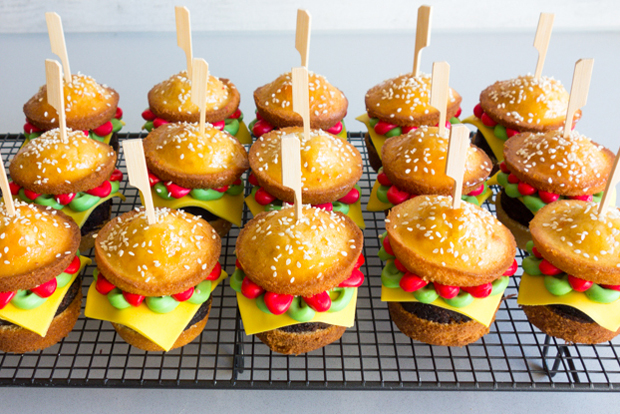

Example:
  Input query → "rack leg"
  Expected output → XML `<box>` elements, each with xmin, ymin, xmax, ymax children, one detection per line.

<box><xmin>233</xmin><ymin>310</ymin><xmax>245</xmax><ymax>376</ymax></box>
<box><xmin>541</xmin><ymin>335</ymin><xmax>580</xmax><ymax>383</ymax></box>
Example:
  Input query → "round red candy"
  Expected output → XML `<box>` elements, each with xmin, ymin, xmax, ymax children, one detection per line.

<box><xmin>165</xmin><ymin>182</ymin><xmax>191</xmax><ymax>199</ymax></box>
<box><xmin>0</xmin><ymin>291</ymin><xmax>16</xmax><ymax>309</ymax></box>
<box><xmin>24</xmin><ymin>189</ymin><xmax>41</xmax><ymax>201</ymax></box>
<box><xmin>399</xmin><ymin>273</ymin><xmax>428</xmax><ymax>292</ymax></box>
<box><xmin>481</xmin><ymin>113</ymin><xmax>497</xmax><ymax>127</ymax></box>
<box><xmin>434</xmin><ymin>283</ymin><xmax>460</xmax><ymax>299</ymax></box>
<box><xmin>254</xmin><ymin>187</ymin><xmax>276</xmax><ymax>205</ymax></box>
<box><xmin>115</xmin><ymin>107</ymin><xmax>123</xmax><ymax>119</ymax></box>
<box><xmin>153</xmin><ymin>118</ymin><xmax>169</xmax><ymax>128</ymax></box>
<box><xmin>229</xmin><ymin>109</ymin><xmax>242</xmax><ymax>119</ymax></box>
<box><xmin>214</xmin><ymin>185</ymin><xmax>229</xmax><ymax>193</ymax></box>
<box><xmin>109</xmin><ymin>169</ymin><xmax>123</xmax><ymax>182</ymax></box>
<box><xmin>95</xmin><ymin>275</ymin><xmax>116</xmax><ymax>295</ymax></box>
<box><xmin>499</xmin><ymin>162</ymin><xmax>510</xmax><ymax>174</ymax></box>
<box><xmin>570</xmin><ymin>194</ymin><xmax>593</xmax><ymax>202</ymax></box>
<box><xmin>402</xmin><ymin>125</ymin><xmax>417</xmax><ymax>134</ymax></box>
<box><xmin>382</xmin><ymin>236</ymin><xmax>394</xmax><ymax>256</ymax></box>
<box><xmin>312</xmin><ymin>202</ymin><xmax>334</xmax><ymax>211</ymax></box>
<box><xmin>538</xmin><ymin>190</ymin><xmax>560</xmax><ymax>204</ymax></box>
<box><xmin>212</xmin><ymin>120</ymin><xmax>225</xmax><ymax>130</ymax></box>
<box><xmin>235</xmin><ymin>259</ymin><xmax>243</xmax><ymax>271</ymax></box>
<box><xmin>507</xmin><ymin>173</ymin><xmax>520</xmax><ymax>184</ymax></box>
<box><xmin>503</xmin><ymin>259</ymin><xmax>518</xmax><ymax>276</ymax></box>
<box><xmin>539</xmin><ymin>259</ymin><xmax>563</xmax><ymax>276</ymax></box>
<box><xmin>377</xmin><ymin>172</ymin><xmax>392</xmax><ymax>187</ymax></box>
<box><xmin>531</xmin><ymin>247</ymin><xmax>543</xmax><ymax>259</ymax></box>
<box><xmin>601</xmin><ymin>284</ymin><xmax>620</xmax><ymax>292</ymax></box>
<box><xmin>93</xmin><ymin>121</ymin><xmax>113</xmax><ymax>137</ymax></box>
<box><xmin>567</xmin><ymin>275</ymin><xmax>593</xmax><ymax>292</ymax></box>
<box><xmin>326</xmin><ymin>121</ymin><xmax>343</xmax><ymax>135</ymax></box>
<box><xmin>394</xmin><ymin>259</ymin><xmax>407</xmax><ymax>273</ymax></box>
<box><xmin>252</xmin><ymin>119</ymin><xmax>273</xmax><ymax>137</ymax></box>
<box><xmin>64</xmin><ymin>256</ymin><xmax>82</xmax><ymax>274</ymax></box>
<box><xmin>86</xmin><ymin>180</ymin><xmax>112</xmax><ymax>198</ymax></box>
<box><xmin>462</xmin><ymin>283</ymin><xmax>493</xmax><ymax>298</ymax></box>
<box><xmin>241</xmin><ymin>277</ymin><xmax>264</xmax><ymax>299</ymax></box>
<box><xmin>468</xmin><ymin>184</ymin><xmax>485</xmax><ymax>197</ymax></box>
<box><xmin>264</xmin><ymin>292</ymin><xmax>294</xmax><ymax>315</ymax></box>
<box><xmin>30</xmin><ymin>278</ymin><xmax>58</xmax><ymax>298</ymax></box>
<box><xmin>205</xmin><ymin>262</ymin><xmax>222</xmax><ymax>281</ymax></box>
<box><xmin>123</xmin><ymin>292</ymin><xmax>145</xmax><ymax>307</ymax></box>
<box><xmin>24</xmin><ymin>122</ymin><xmax>41</xmax><ymax>134</ymax></box>
<box><xmin>338</xmin><ymin>188</ymin><xmax>360</xmax><ymax>204</ymax></box>
<box><xmin>386</xmin><ymin>185</ymin><xmax>410</xmax><ymax>205</ymax></box>
<box><xmin>473</xmin><ymin>103</ymin><xmax>484</xmax><ymax>119</ymax></box>
<box><xmin>374</xmin><ymin>120</ymin><xmax>398</xmax><ymax>136</ymax></box>
<box><xmin>148</xmin><ymin>172</ymin><xmax>161</xmax><ymax>187</ymax></box>
<box><xmin>338</xmin><ymin>269</ymin><xmax>364</xmax><ymax>288</ymax></box>
<box><xmin>9</xmin><ymin>181</ymin><xmax>21</xmax><ymax>195</ymax></box>
<box><xmin>172</xmin><ymin>287</ymin><xmax>195</xmax><ymax>302</ymax></box>
<box><xmin>142</xmin><ymin>109</ymin><xmax>156</xmax><ymax>121</ymax></box>
<box><xmin>455</xmin><ymin>107</ymin><xmax>462</xmax><ymax>118</ymax></box>
<box><xmin>518</xmin><ymin>182</ymin><xmax>536</xmax><ymax>196</ymax></box>
<box><xmin>303</xmin><ymin>291</ymin><xmax>332</xmax><ymax>312</ymax></box>
<box><xmin>354</xmin><ymin>254</ymin><xmax>365</xmax><ymax>269</ymax></box>
<box><xmin>506</xmin><ymin>128</ymin><xmax>519</xmax><ymax>138</ymax></box>
<box><xmin>248</xmin><ymin>173</ymin><xmax>259</xmax><ymax>186</ymax></box>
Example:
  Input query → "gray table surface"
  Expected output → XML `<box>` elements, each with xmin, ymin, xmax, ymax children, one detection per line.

<box><xmin>0</xmin><ymin>30</ymin><xmax>619</xmax><ymax>411</ymax></box>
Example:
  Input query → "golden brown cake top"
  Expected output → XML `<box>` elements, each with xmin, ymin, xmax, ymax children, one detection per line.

<box><xmin>365</xmin><ymin>73</ymin><xmax>462</xmax><ymax>127</ymax></box>
<box><xmin>504</xmin><ymin>130</ymin><xmax>614</xmax><ymax>196</ymax></box>
<box><xmin>531</xmin><ymin>200</ymin><xmax>620</xmax><ymax>285</ymax></box>
<box><xmin>147</xmin><ymin>71</ymin><xmax>240</xmax><ymax>124</ymax></box>
<box><xmin>249</xmin><ymin>127</ymin><xmax>363</xmax><ymax>205</ymax></box>
<box><xmin>9</xmin><ymin>128</ymin><xmax>117</xmax><ymax>195</ymax></box>
<box><xmin>95</xmin><ymin>208</ymin><xmax>221</xmax><ymax>297</ymax></box>
<box><xmin>382</xmin><ymin>126</ymin><xmax>492</xmax><ymax>196</ymax></box>
<box><xmin>236</xmin><ymin>206</ymin><xmax>363</xmax><ymax>297</ymax></box>
<box><xmin>144</xmin><ymin>122</ymin><xmax>249</xmax><ymax>189</ymax></box>
<box><xmin>253</xmin><ymin>71</ymin><xmax>348</xmax><ymax>130</ymax></box>
<box><xmin>386</xmin><ymin>195</ymin><xmax>516</xmax><ymax>287</ymax></box>
<box><xmin>23</xmin><ymin>73</ymin><xmax>119</xmax><ymax>131</ymax></box>
<box><xmin>0</xmin><ymin>202</ymin><xmax>80</xmax><ymax>291</ymax></box>
<box><xmin>480</xmin><ymin>75</ymin><xmax>571</xmax><ymax>132</ymax></box>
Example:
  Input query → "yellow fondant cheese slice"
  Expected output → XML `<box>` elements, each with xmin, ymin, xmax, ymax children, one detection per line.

<box><xmin>236</xmin><ymin>121</ymin><xmax>252</xmax><ymax>145</ymax></box>
<box><xmin>518</xmin><ymin>272</ymin><xmax>620</xmax><ymax>332</ymax></box>
<box><xmin>237</xmin><ymin>289</ymin><xmax>358</xmax><ymax>335</ymax></box>
<box><xmin>148</xmin><ymin>189</ymin><xmax>244</xmax><ymax>227</ymax></box>
<box><xmin>462</xmin><ymin>115</ymin><xmax>505</xmax><ymax>162</ymax></box>
<box><xmin>381</xmin><ymin>284</ymin><xmax>502</xmax><ymax>328</ymax></box>
<box><xmin>244</xmin><ymin>193</ymin><xmax>365</xmax><ymax>229</ymax></box>
<box><xmin>85</xmin><ymin>272</ymin><xmax>227</xmax><ymax>352</ymax></box>
<box><xmin>367</xmin><ymin>179</ymin><xmax>493</xmax><ymax>212</ymax></box>
<box><xmin>356</xmin><ymin>113</ymin><xmax>386</xmax><ymax>160</ymax></box>
<box><xmin>0</xmin><ymin>256</ymin><xmax>91</xmax><ymax>337</ymax></box>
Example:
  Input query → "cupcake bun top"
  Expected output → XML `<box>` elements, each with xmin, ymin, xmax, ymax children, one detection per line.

<box><xmin>531</xmin><ymin>200</ymin><xmax>620</xmax><ymax>285</ymax></box>
<box><xmin>144</xmin><ymin>122</ymin><xmax>248</xmax><ymax>189</ymax></box>
<box><xmin>24</xmin><ymin>73</ymin><xmax>119</xmax><ymax>131</ymax></box>
<box><xmin>236</xmin><ymin>206</ymin><xmax>363</xmax><ymax>297</ymax></box>
<box><xmin>249</xmin><ymin>127</ymin><xmax>362</xmax><ymax>205</ymax></box>
<box><xmin>365</xmin><ymin>73</ymin><xmax>461</xmax><ymax>127</ymax></box>
<box><xmin>480</xmin><ymin>75</ymin><xmax>574</xmax><ymax>132</ymax></box>
<box><xmin>386</xmin><ymin>195</ymin><xmax>516</xmax><ymax>287</ymax></box>
<box><xmin>382</xmin><ymin>126</ymin><xmax>492</xmax><ymax>196</ymax></box>
<box><xmin>254</xmin><ymin>71</ymin><xmax>348</xmax><ymax>131</ymax></box>
<box><xmin>9</xmin><ymin>128</ymin><xmax>117</xmax><ymax>195</ymax></box>
<box><xmin>0</xmin><ymin>202</ymin><xmax>80</xmax><ymax>291</ymax></box>
<box><xmin>95</xmin><ymin>208</ymin><xmax>221</xmax><ymax>297</ymax></box>
<box><xmin>148</xmin><ymin>71</ymin><xmax>240</xmax><ymax>124</ymax></box>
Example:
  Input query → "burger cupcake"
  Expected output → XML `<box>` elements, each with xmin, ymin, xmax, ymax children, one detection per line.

<box><xmin>143</xmin><ymin>122</ymin><xmax>249</xmax><ymax>237</ymax></box>
<box><xmin>367</xmin><ymin>126</ymin><xmax>493</xmax><ymax>212</ymax></box>
<box><xmin>8</xmin><ymin>128</ymin><xmax>123</xmax><ymax>250</ymax></box>
<box><xmin>245</xmin><ymin>127</ymin><xmax>364</xmax><ymax>228</ymax></box>
<box><xmin>141</xmin><ymin>71</ymin><xmax>251</xmax><ymax>144</ymax></box>
<box><xmin>85</xmin><ymin>207</ymin><xmax>226</xmax><ymax>352</ymax></box>
<box><xmin>0</xmin><ymin>202</ymin><xmax>89</xmax><ymax>353</ymax></box>
<box><xmin>249</xmin><ymin>71</ymin><xmax>348</xmax><ymax>140</ymax></box>
<box><xmin>379</xmin><ymin>195</ymin><xmax>518</xmax><ymax>347</ymax></box>
<box><xmin>518</xmin><ymin>200</ymin><xmax>620</xmax><ymax>344</ymax></box>
<box><xmin>231</xmin><ymin>205</ymin><xmax>364</xmax><ymax>355</ymax></box>
<box><xmin>463</xmin><ymin>75</ymin><xmax>574</xmax><ymax>172</ymax></box>
<box><xmin>23</xmin><ymin>73</ymin><xmax>124</xmax><ymax>151</ymax></box>
<box><xmin>496</xmin><ymin>130</ymin><xmax>615</xmax><ymax>248</ymax></box>
<box><xmin>357</xmin><ymin>73</ymin><xmax>462</xmax><ymax>172</ymax></box>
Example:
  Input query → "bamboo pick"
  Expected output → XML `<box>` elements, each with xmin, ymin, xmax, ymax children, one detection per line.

<box><xmin>445</xmin><ymin>124</ymin><xmax>471</xmax><ymax>209</ymax></box>
<box><xmin>599</xmin><ymin>146</ymin><xmax>620</xmax><ymax>215</ymax></box>
<box><xmin>0</xmin><ymin>157</ymin><xmax>16</xmax><ymax>217</ymax></box>
<box><xmin>533</xmin><ymin>13</ymin><xmax>554</xmax><ymax>80</ymax></box>
<box><xmin>175</xmin><ymin>6</ymin><xmax>193</xmax><ymax>78</ymax></box>
<box><xmin>564</xmin><ymin>58</ymin><xmax>594</xmax><ymax>139</ymax></box>
<box><xmin>45</xmin><ymin>59</ymin><xmax>68</xmax><ymax>142</ymax></box>
<box><xmin>430</xmin><ymin>61</ymin><xmax>450</xmax><ymax>137</ymax></box>
<box><xmin>45</xmin><ymin>12</ymin><xmax>71</xmax><ymax>84</ymax></box>
<box><xmin>191</xmin><ymin>58</ymin><xmax>209</xmax><ymax>137</ymax></box>
<box><xmin>295</xmin><ymin>9</ymin><xmax>312</xmax><ymax>68</ymax></box>
<box><xmin>412</xmin><ymin>5</ymin><xmax>432</xmax><ymax>77</ymax></box>
<box><xmin>123</xmin><ymin>139</ymin><xmax>156</xmax><ymax>225</ymax></box>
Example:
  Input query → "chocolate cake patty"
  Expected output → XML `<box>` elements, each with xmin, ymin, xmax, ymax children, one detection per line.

<box><xmin>81</xmin><ymin>199</ymin><xmax>113</xmax><ymax>237</ymax></box>
<box><xmin>472</xmin><ymin>130</ymin><xmax>500</xmax><ymax>175</ymax></box>
<box><xmin>277</xmin><ymin>322</ymin><xmax>332</xmax><ymax>334</ymax></box>
<box><xmin>184</xmin><ymin>296</ymin><xmax>213</xmax><ymax>330</ymax></box>
<box><xmin>0</xmin><ymin>276</ymin><xmax>81</xmax><ymax>327</ymax></box>
<box><xmin>499</xmin><ymin>189</ymin><xmax>535</xmax><ymax>227</ymax></box>
<box><xmin>181</xmin><ymin>207</ymin><xmax>220</xmax><ymax>223</ymax></box>
<box><xmin>548</xmin><ymin>304</ymin><xmax>595</xmax><ymax>324</ymax></box>
<box><xmin>400</xmin><ymin>301</ymin><xmax>473</xmax><ymax>324</ymax></box>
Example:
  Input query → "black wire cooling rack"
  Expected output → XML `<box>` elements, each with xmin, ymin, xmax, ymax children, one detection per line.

<box><xmin>1</xmin><ymin>132</ymin><xmax>619</xmax><ymax>391</ymax></box>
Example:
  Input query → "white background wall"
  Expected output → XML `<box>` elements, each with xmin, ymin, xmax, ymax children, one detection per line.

<box><xmin>0</xmin><ymin>0</ymin><xmax>619</xmax><ymax>33</ymax></box>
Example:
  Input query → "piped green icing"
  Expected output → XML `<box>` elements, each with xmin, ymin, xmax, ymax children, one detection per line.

<box><xmin>377</xmin><ymin>184</ymin><xmax>391</xmax><ymax>204</ymax></box>
<box><xmin>381</xmin><ymin>260</ymin><xmax>402</xmax><ymax>288</ymax></box>
<box><xmin>444</xmin><ymin>291</ymin><xmax>474</xmax><ymax>308</ymax></box>
<box><xmin>230</xmin><ymin>269</ymin><xmax>244</xmax><ymax>292</ymax></box>
<box><xmin>544</xmin><ymin>275</ymin><xmax>573</xmax><ymax>296</ymax></box>
<box><xmin>17</xmin><ymin>180</ymin><xmax>120</xmax><ymax>213</ymax></box>
<box><xmin>187</xmin><ymin>280</ymin><xmax>212</xmax><ymax>305</ymax></box>
<box><xmin>287</xmin><ymin>297</ymin><xmax>316</xmax><ymax>322</ymax></box>
<box><xmin>108</xmin><ymin>288</ymin><xmax>131</xmax><ymax>309</ymax></box>
<box><xmin>585</xmin><ymin>284</ymin><xmax>620</xmax><ymax>304</ymax></box>
<box><xmin>146</xmin><ymin>295</ymin><xmax>180</xmax><ymax>314</ymax></box>
<box><xmin>224</xmin><ymin>118</ymin><xmax>240</xmax><ymax>136</ymax></box>
<box><xmin>11</xmin><ymin>290</ymin><xmax>48</xmax><ymax>310</ymax></box>
<box><xmin>413</xmin><ymin>285</ymin><xmax>439</xmax><ymax>303</ymax></box>
<box><xmin>190</xmin><ymin>188</ymin><xmax>225</xmax><ymax>201</ymax></box>
<box><xmin>384</xmin><ymin>127</ymin><xmax>402</xmax><ymax>138</ymax></box>
<box><xmin>522</xmin><ymin>256</ymin><xmax>543</xmax><ymax>276</ymax></box>
<box><xmin>332</xmin><ymin>201</ymin><xmax>350</xmax><ymax>215</ymax></box>
<box><xmin>522</xmin><ymin>195</ymin><xmax>546</xmax><ymax>213</ymax></box>
<box><xmin>491</xmin><ymin>277</ymin><xmax>509</xmax><ymax>296</ymax></box>
<box><xmin>153</xmin><ymin>182</ymin><xmax>175</xmax><ymax>200</ymax></box>
<box><xmin>494</xmin><ymin>124</ymin><xmax>508</xmax><ymax>141</ymax></box>
<box><xmin>328</xmin><ymin>288</ymin><xmax>354</xmax><ymax>313</ymax></box>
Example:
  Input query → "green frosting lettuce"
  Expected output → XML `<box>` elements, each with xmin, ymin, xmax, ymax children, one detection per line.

<box><xmin>17</xmin><ymin>180</ymin><xmax>120</xmax><ymax>213</ymax></box>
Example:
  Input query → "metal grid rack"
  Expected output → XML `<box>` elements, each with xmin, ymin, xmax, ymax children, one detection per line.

<box><xmin>0</xmin><ymin>132</ymin><xmax>619</xmax><ymax>390</ymax></box>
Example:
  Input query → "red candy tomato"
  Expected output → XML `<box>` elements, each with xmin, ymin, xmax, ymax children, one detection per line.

<box><xmin>473</xmin><ymin>103</ymin><xmax>484</xmax><ymax>119</ymax></box>
<box><xmin>0</xmin><ymin>291</ymin><xmax>16</xmax><ymax>309</ymax></box>
<box><xmin>507</xmin><ymin>173</ymin><xmax>520</xmax><ymax>184</ymax></box>
<box><xmin>248</xmin><ymin>173</ymin><xmax>259</xmax><ymax>186</ymax></box>
<box><xmin>24</xmin><ymin>189</ymin><xmax>41</xmax><ymax>201</ymax></box>
<box><xmin>517</xmin><ymin>182</ymin><xmax>536</xmax><ymax>196</ymax></box>
<box><xmin>303</xmin><ymin>291</ymin><xmax>332</xmax><ymax>312</ymax></box>
<box><xmin>241</xmin><ymin>277</ymin><xmax>264</xmax><ymax>299</ymax></box>
<box><xmin>538</xmin><ymin>190</ymin><xmax>560</xmax><ymax>204</ymax></box>
<box><xmin>123</xmin><ymin>292</ymin><xmax>145</xmax><ymax>307</ymax></box>
<box><xmin>165</xmin><ymin>182</ymin><xmax>191</xmax><ymax>199</ymax></box>
<box><xmin>9</xmin><ymin>181</ymin><xmax>20</xmax><ymax>195</ymax></box>
<box><xmin>382</xmin><ymin>236</ymin><xmax>394</xmax><ymax>256</ymax></box>
<box><xmin>312</xmin><ymin>202</ymin><xmax>333</xmax><ymax>211</ymax></box>
<box><xmin>95</xmin><ymin>274</ymin><xmax>116</xmax><ymax>295</ymax></box>
<box><xmin>503</xmin><ymin>259</ymin><xmax>518</xmax><ymax>276</ymax></box>
<box><xmin>506</xmin><ymin>128</ymin><xmax>519</xmax><ymax>138</ymax></box>
<box><xmin>570</xmin><ymin>194</ymin><xmax>593</xmax><ymax>202</ymax></box>
<box><xmin>338</xmin><ymin>269</ymin><xmax>364</xmax><ymax>288</ymax></box>
<box><xmin>55</xmin><ymin>193</ymin><xmax>75</xmax><ymax>205</ymax></box>
<box><xmin>264</xmin><ymin>292</ymin><xmax>294</xmax><ymax>315</ymax></box>
<box><xmin>481</xmin><ymin>113</ymin><xmax>497</xmax><ymax>127</ymax></box>
<box><xmin>326</xmin><ymin>121</ymin><xmax>343</xmax><ymax>135</ymax></box>
<box><xmin>386</xmin><ymin>185</ymin><xmax>410</xmax><ymax>205</ymax></box>
<box><xmin>115</xmin><ymin>107</ymin><xmax>123</xmax><ymax>119</ymax></box>
<box><xmin>86</xmin><ymin>180</ymin><xmax>112</xmax><ymax>198</ymax></box>
<box><xmin>399</xmin><ymin>273</ymin><xmax>428</xmax><ymax>292</ymax></box>
<box><xmin>499</xmin><ymin>161</ymin><xmax>510</xmax><ymax>174</ymax></box>
<box><xmin>142</xmin><ymin>109</ymin><xmax>156</xmax><ymax>121</ymax></box>
<box><xmin>93</xmin><ymin>121</ymin><xmax>113</xmax><ymax>137</ymax></box>
<box><xmin>64</xmin><ymin>256</ymin><xmax>82</xmax><ymax>274</ymax></box>
<box><xmin>393</xmin><ymin>258</ymin><xmax>408</xmax><ymax>273</ymax></box>
<box><xmin>462</xmin><ymin>283</ymin><xmax>493</xmax><ymax>298</ymax></box>
<box><xmin>148</xmin><ymin>172</ymin><xmax>161</xmax><ymax>187</ymax></box>
<box><xmin>30</xmin><ymin>278</ymin><xmax>58</xmax><ymax>298</ymax></box>
<box><xmin>206</xmin><ymin>262</ymin><xmax>222</xmax><ymax>281</ymax></box>
<box><xmin>153</xmin><ymin>118</ymin><xmax>169</xmax><ymax>128</ymax></box>
<box><xmin>172</xmin><ymin>287</ymin><xmax>195</xmax><ymax>302</ymax></box>
<box><xmin>109</xmin><ymin>169</ymin><xmax>123</xmax><ymax>182</ymax></box>
<box><xmin>374</xmin><ymin>120</ymin><xmax>398</xmax><ymax>135</ymax></box>
<box><xmin>252</xmin><ymin>119</ymin><xmax>273</xmax><ymax>137</ymax></box>
<box><xmin>377</xmin><ymin>172</ymin><xmax>392</xmax><ymax>186</ymax></box>
<box><xmin>354</xmin><ymin>253</ymin><xmax>365</xmax><ymax>269</ymax></box>
<box><xmin>254</xmin><ymin>187</ymin><xmax>276</xmax><ymax>205</ymax></box>
<box><xmin>434</xmin><ymin>283</ymin><xmax>460</xmax><ymax>299</ymax></box>
<box><xmin>455</xmin><ymin>107</ymin><xmax>462</xmax><ymax>118</ymax></box>
<box><xmin>539</xmin><ymin>259</ymin><xmax>563</xmax><ymax>276</ymax></box>
<box><xmin>212</xmin><ymin>120</ymin><xmax>225</xmax><ymax>131</ymax></box>
<box><xmin>338</xmin><ymin>188</ymin><xmax>360</xmax><ymax>204</ymax></box>
<box><xmin>567</xmin><ymin>275</ymin><xmax>593</xmax><ymax>292</ymax></box>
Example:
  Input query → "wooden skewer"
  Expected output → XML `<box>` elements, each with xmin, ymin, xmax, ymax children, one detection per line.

<box><xmin>429</xmin><ymin>61</ymin><xmax>450</xmax><ymax>137</ymax></box>
<box><xmin>0</xmin><ymin>156</ymin><xmax>16</xmax><ymax>217</ymax></box>
<box><xmin>599</xmin><ymin>146</ymin><xmax>620</xmax><ymax>215</ymax></box>
<box><xmin>412</xmin><ymin>5</ymin><xmax>432</xmax><ymax>77</ymax></box>
<box><xmin>191</xmin><ymin>58</ymin><xmax>209</xmax><ymax>137</ymax></box>
<box><xmin>533</xmin><ymin>13</ymin><xmax>554</xmax><ymax>80</ymax></box>
<box><xmin>564</xmin><ymin>58</ymin><xmax>594</xmax><ymax>139</ymax></box>
<box><xmin>445</xmin><ymin>124</ymin><xmax>471</xmax><ymax>209</ymax></box>
<box><xmin>123</xmin><ymin>139</ymin><xmax>156</xmax><ymax>225</ymax></box>
<box><xmin>295</xmin><ymin>9</ymin><xmax>312</xmax><ymax>68</ymax></box>
<box><xmin>175</xmin><ymin>6</ymin><xmax>193</xmax><ymax>79</ymax></box>
<box><xmin>45</xmin><ymin>59</ymin><xmax>68</xmax><ymax>142</ymax></box>
<box><xmin>45</xmin><ymin>12</ymin><xmax>71</xmax><ymax>84</ymax></box>
<box><xmin>286</xmin><ymin>66</ymin><xmax>311</xmax><ymax>221</ymax></box>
